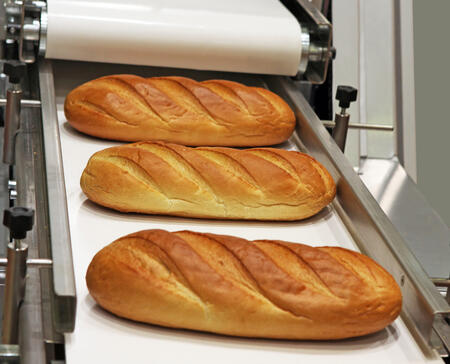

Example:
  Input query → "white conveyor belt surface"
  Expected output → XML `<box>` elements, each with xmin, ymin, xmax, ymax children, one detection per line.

<box><xmin>45</xmin><ymin>0</ymin><xmax>302</xmax><ymax>75</ymax></box>
<box><xmin>52</xmin><ymin>62</ymin><xmax>443</xmax><ymax>364</ymax></box>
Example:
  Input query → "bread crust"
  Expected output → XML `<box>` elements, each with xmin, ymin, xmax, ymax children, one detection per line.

<box><xmin>80</xmin><ymin>141</ymin><xmax>336</xmax><ymax>220</ymax></box>
<box><xmin>64</xmin><ymin>75</ymin><xmax>296</xmax><ymax>146</ymax></box>
<box><xmin>86</xmin><ymin>229</ymin><xmax>402</xmax><ymax>340</ymax></box>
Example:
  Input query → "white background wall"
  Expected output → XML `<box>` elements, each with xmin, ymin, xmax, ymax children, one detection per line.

<box><xmin>332</xmin><ymin>0</ymin><xmax>396</xmax><ymax>168</ymax></box>
<box><xmin>333</xmin><ymin>0</ymin><xmax>449</xmax><ymax>227</ymax></box>
<box><xmin>413</xmin><ymin>0</ymin><xmax>450</xmax><ymax>226</ymax></box>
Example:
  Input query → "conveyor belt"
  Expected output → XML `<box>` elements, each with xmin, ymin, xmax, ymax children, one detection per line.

<box><xmin>51</xmin><ymin>60</ymin><xmax>443</xmax><ymax>363</ymax></box>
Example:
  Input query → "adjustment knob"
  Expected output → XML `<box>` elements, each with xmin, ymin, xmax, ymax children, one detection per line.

<box><xmin>3</xmin><ymin>207</ymin><xmax>35</xmax><ymax>240</ymax></box>
<box><xmin>336</xmin><ymin>86</ymin><xmax>358</xmax><ymax>109</ymax></box>
<box><xmin>3</xmin><ymin>62</ymin><xmax>26</xmax><ymax>84</ymax></box>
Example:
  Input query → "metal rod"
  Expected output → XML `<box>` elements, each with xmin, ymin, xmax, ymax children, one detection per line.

<box><xmin>0</xmin><ymin>99</ymin><xmax>41</xmax><ymax>108</ymax></box>
<box><xmin>323</xmin><ymin>121</ymin><xmax>395</xmax><ymax>131</ymax></box>
<box><xmin>3</xmin><ymin>87</ymin><xmax>22</xmax><ymax>165</ymax></box>
<box><xmin>25</xmin><ymin>258</ymin><xmax>52</xmax><ymax>268</ymax></box>
<box><xmin>0</xmin><ymin>257</ymin><xmax>52</xmax><ymax>268</ymax></box>
<box><xmin>432</xmin><ymin>278</ymin><xmax>450</xmax><ymax>288</ymax></box>
<box><xmin>2</xmin><ymin>242</ymin><xmax>28</xmax><ymax>345</ymax></box>
<box><xmin>18</xmin><ymin>0</ymin><xmax>26</xmax><ymax>63</ymax></box>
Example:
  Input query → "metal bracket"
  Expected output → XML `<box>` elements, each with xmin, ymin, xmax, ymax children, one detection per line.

<box><xmin>282</xmin><ymin>0</ymin><xmax>333</xmax><ymax>84</ymax></box>
<box><xmin>0</xmin><ymin>99</ymin><xmax>41</xmax><ymax>108</ymax></box>
<box><xmin>323</xmin><ymin>120</ymin><xmax>394</xmax><ymax>132</ymax></box>
<box><xmin>0</xmin><ymin>0</ymin><xmax>44</xmax><ymax>63</ymax></box>
<box><xmin>432</xmin><ymin>277</ymin><xmax>450</xmax><ymax>306</ymax></box>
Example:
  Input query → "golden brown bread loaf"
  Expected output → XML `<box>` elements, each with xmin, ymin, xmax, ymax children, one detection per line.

<box><xmin>80</xmin><ymin>141</ymin><xmax>336</xmax><ymax>220</ymax></box>
<box><xmin>64</xmin><ymin>75</ymin><xmax>296</xmax><ymax>146</ymax></box>
<box><xmin>86</xmin><ymin>229</ymin><xmax>402</xmax><ymax>340</ymax></box>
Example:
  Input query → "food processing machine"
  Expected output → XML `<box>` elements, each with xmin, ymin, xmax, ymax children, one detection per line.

<box><xmin>0</xmin><ymin>0</ymin><xmax>449</xmax><ymax>363</ymax></box>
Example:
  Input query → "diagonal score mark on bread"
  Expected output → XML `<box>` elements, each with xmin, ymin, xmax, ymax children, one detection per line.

<box><xmin>253</xmin><ymin>240</ymin><xmax>338</xmax><ymax>298</ymax></box>
<box><xmin>107</xmin><ymin>76</ymin><xmax>173</xmax><ymax>126</ymax></box>
<box><xmin>265</xmin><ymin>241</ymin><xmax>362</xmax><ymax>299</ymax></box>
<box><xmin>129</xmin><ymin>142</ymin><xmax>227</xmax><ymax>209</ymax></box>
<box><xmin>320</xmin><ymin>247</ymin><xmax>392</xmax><ymax>289</ymax></box>
<box><xmin>201</xmin><ymin>80</ymin><xmax>249</xmax><ymax>112</ymax></box>
<box><xmin>152</xmin><ymin>77</ymin><xmax>228</xmax><ymax>128</ymax></box>
<box><xmin>191</xmin><ymin>149</ymin><xmax>259</xmax><ymax>188</ymax></box>
<box><xmin>163</xmin><ymin>77</ymin><xmax>285</xmax><ymax>130</ymax></box>
<box><xmin>175</xmin><ymin>231</ymin><xmax>315</xmax><ymax>320</ymax></box>
<box><xmin>212</xmin><ymin>80</ymin><xmax>285</xmax><ymax>124</ymax></box>
<box><xmin>120</xmin><ymin>236</ymin><xmax>206</xmax><ymax>306</ymax></box>
<box><xmin>92</xmin><ymin>155</ymin><xmax>164</xmax><ymax>194</ymax></box>
<box><xmin>76</xmin><ymin>101</ymin><xmax>140</xmax><ymax>127</ymax></box>
<box><xmin>202</xmin><ymin>79</ymin><xmax>287</xmax><ymax>125</ymax></box>
<box><xmin>86</xmin><ymin>229</ymin><xmax>403</xmax><ymax>340</ymax></box>
<box><xmin>80</xmin><ymin>141</ymin><xmax>336</xmax><ymax>220</ymax></box>
<box><xmin>85</xmin><ymin>76</ymin><xmax>165</xmax><ymax>126</ymax></box>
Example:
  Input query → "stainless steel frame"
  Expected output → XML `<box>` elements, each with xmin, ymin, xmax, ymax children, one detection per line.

<box><xmin>265</xmin><ymin>75</ymin><xmax>450</xmax><ymax>355</ymax></box>
<box><xmin>0</xmin><ymin>59</ymin><xmax>76</xmax><ymax>363</ymax></box>
<box><xmin>283</xmin><ymin>0</ymin><xmax>333</xmax><ymax>83</ymax></box>
<box><xmin>38</xmin><ymin>60</ymin><xmax>76</xmax><ymax>333</ymax></box>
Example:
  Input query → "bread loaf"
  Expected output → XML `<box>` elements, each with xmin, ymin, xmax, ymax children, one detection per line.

<box><xmin>80</xmin><ymin>141</ymin><xmax>336</xmax><ymax>220</ymax></box>
<box><xmin>64</xmin><ymin>75</ymin><xmax>296</xmax><ymax>146</ymax></box>
<box><xmin>86</xmin><ymin>229</ymin><xmax>402</xmax><ymax>340</ymax></box>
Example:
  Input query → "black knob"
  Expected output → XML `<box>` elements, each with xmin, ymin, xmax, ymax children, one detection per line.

<box><xmin>3</xmin><ymin>62</ymin><xmax>26</xmax><ymax>84</ymax></box>
<box><xmin>336</xmin><ymin>86</ymin><xmax>357</xmax><ymax>109</ymax></box>
<box><xmin>3</xmin><ymin>207</ymin><xmax>34</xmax><ymax>240</ymax></box>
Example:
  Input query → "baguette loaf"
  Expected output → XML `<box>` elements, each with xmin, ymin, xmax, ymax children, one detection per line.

<box><xmin>64</xmin><ymin>75</ymin><xmax>295</xmax><ymax>146</ymax></box>
<box><xmin>86</xmin><ymin>229</ymin><xmax>402</xmax><ymax>340</ymax></box>
<box><xmin>80</xmin><ymin>141</ymin><xmax>336</xmax><ymax>220</ymax></box>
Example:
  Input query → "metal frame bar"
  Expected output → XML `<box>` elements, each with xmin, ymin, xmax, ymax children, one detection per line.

<box><xmin>322</xmin><ymin>121</ymin><xmax>394</xmax><ymax>131</ymax></box>
<box><xmin>11</xmin><ymin>73</ymin><xmax>49</xmax><ymax>363</ymax></box>
<box><xmin>37</xmin><ymin>59</ymin><xmax>76</xmax><ymax>333</ymax></box>
<box><xmin>394</xmin><ymin>0</ymin><xmax>417</xmax><ymax>181</ymax></box>
<box><xmin>265</xmin><ymin>75</ymin><xmax>449</xmax><ymax>356</ymax></box>
<box><xmin>0</xmin><ymin>99</ymin><xmax>41</xmax><ymax>108</ymax></box>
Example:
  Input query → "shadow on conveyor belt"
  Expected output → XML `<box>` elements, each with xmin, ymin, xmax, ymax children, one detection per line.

<box><xmin>81</xmin><ymin>293</ymin><xmax>398</xmax><ymax>354</ymax></box>
<box><xmin>61</xmin><ymin>121</ymin><xmax>300</xmax><ymax>152</ymax></box>
<box><xmin>79</xmin><ymin>198</ymin><xmax>334</xmax><ymax>228</ymax></box>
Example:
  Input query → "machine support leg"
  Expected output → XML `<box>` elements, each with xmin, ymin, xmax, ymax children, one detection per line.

<box><xmin>1</xmin><ymin>241</ymin><xmax>28</xmax><ymax>344</ymax></box>
<box><xmin>332</xmin><ymin>109</ymin><xmax>350</xmax><ymax>152</ymax></box>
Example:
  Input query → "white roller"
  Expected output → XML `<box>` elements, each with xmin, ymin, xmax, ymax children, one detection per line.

<box><xmin>45</xmin><ymin>0</ymin><xmax>303</xmax><ymax>75</ymax></box>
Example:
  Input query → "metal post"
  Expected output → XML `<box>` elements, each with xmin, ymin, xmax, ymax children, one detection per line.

<box><xmin>1</xmin><ymin>241</ymin><xmax>28</xmax><ymax>344</ymax></box>
<box><xmin>331</xmin><ymin>108</ymin><xmax>350</xmax><ymax>151</ymax></box>
<box><xmin>331</xmin><ymin>86</ymin><xmax>358</xmax><ymax>152</ymax></box>
<box><xmin>2</xmin><ymin>62</ymin><xmax>27</xmax><ymax>165</ymax></box>
<box><xmin>1</xmin><ymin>207</ymin><xmax>34</xmax><ymax>345</ymax></box>
<box><xmin>3</xmin><ymin>85</ymin><xmax>22</xmax><ymax>165</ymax></box>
